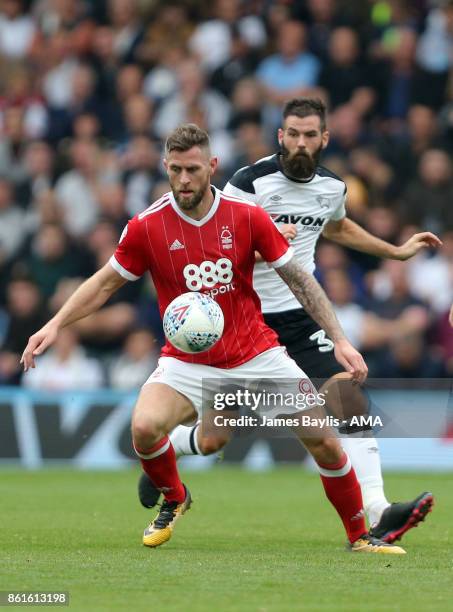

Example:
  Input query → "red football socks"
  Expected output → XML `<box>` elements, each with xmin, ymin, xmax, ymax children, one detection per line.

<box><xmin>317</xmin><ymin>452</ymin><xmax>366</xmax><ymax>543</ymax></box>
<box><xmin>134</xmin><ymin>436</ymin><xmax>186</xmax><ymax>504</ymax></box>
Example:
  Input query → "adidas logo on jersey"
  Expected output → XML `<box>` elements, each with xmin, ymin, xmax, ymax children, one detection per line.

<box><xmin>169</xmin><ymin>239</ymin><xmax>185</xmax><ymax>251</ymax></box>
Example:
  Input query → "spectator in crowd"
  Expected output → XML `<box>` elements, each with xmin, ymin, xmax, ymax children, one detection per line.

<box><xmin>25</xmin><ymin>222</ymin><xmax>89</xmax><ymax>298</ymax></box>
<box><xmin>94</xmin><ymin>64</ymin><xmax>147</xmax><ymax>142</ymax></box>
<box><xmin>41</xmin><ymin>29</ymin><xmax>79</xmax><ymax>110</ymax></box>
<box><xmin>91</xmin><ymin>24</ymin><xmax>118</xmax><ymax>95</ymax></box>
<box><xmin>54</xmin><ymin>139</ymin><xmax>116</xmax><ymax>238</ymax></box>
<box><xmin>438</xmin><ymin>300</ymin><xmax>453</xmax><ymax>372</ymax></box>
<box><xmin>33</xmin><ymin>0</ymin><xmax>95</xmax><ymax>55</ymax></box>
<box><xmin>0</xmin><ymin>0</ymin><xmax>37</xmax><ymax>59</ymax></box>
<box><xmin>108</xmin><ymin>328</ymin><xmax>159</xmax><ymax>389</ymax></box>
<box><xmin>0</xmin><ymin>274</ymin><xmax>49</xmax><ymax>384</ymax></box>
<box><xmin>121</xmin><ymin>94</ymin><xmax>155</xmax><ymax>144</ymax></box>
<box><xmin>306</xmin><ymin>0</ymin><xmax>343</xmax><ymax>62</ymax></box>
<box><xmin>375</xmin><ymin>332</ymin><xmax>447</xmax><ymax>378</ymax></box>
<box><xmin>22</xmin><ymin>326</ymin><xmax>104</xmax><ymax>390</ymax></box>
<box><xmin>108</xmin><ymin>0</ymin><xmax>144</xmax><ymax>65</ymax></box>
<box><xmin>327</xmin><ymin>103</ymin><xmax>368</xmax><ymax>156</ymax></box>
<box><xmin>349</xmin><ymin>147</ymin><xmax>396</xmax><ymax>204</ymax></box>
<box><xmin>120</xmin><ymin>135</ymin><xmax>163</xmax><ymax>217</ymax></box>
<box><xmin>143</xmin><ymin>43</ymin><xmax>186</xmax><ymax>105</ymax></box>
<box><xmin>377</xmin><ymin>27</ymin><xmax>418</xmax><ymax>124</ymax></box>
<box><xmin>15</xmin><ymin>139</ymin><xmax>55</xmax><ymax>208</ymax></box>
<box><xmin>97</xmin><ymin>183</ymin><xmax>129</xmax><ymax>233</ymax></box>
<box><xmin>322</xmin><ymin>268</ymin><xmax>426</xmax><ymax>355</ymax></box>
<box><xmin>256</xmin><ymin>20</ymin><xmax>321</xmax><ymax>128</ymax></box>
<box><xmin>0</xmin><ymin>105</ymin><xmax>29</xmax><ymax>185</ymax></box>
<box><xmin>319</xmin><ymin>27</ymin><xmax>375</xmax><ymax>114</ymax></box>
<box><xmin>0</xmin><ymin>177</ymin><xmax>26</xmax><ymax>268</ymax></box>
<box><xmin>228</xmin><ymin>77</ymin><xmax>263</xmax><ymax>130</ymax></box>
<box><xmin>377</xmin><ymin>104</ymin><xmax>447</xmax><ymax>190</ymax></box>
<box><xmin>49</xmin><ymin>275</ymin><xmax>138</xmax><ymax>355</ymax></box>
<box><xmin>46</xmin><ymin>62</ymin><xmax>103</xmax><ymax>142</ymax></box>
<box><xmin>401</xmin><ymin>148</ymin><xmax>453</xmax><ymax>232</ymax></box>
<box><xmin>209</xmin><ymin>27</ymin><xmax>261</xmax><ymax>99</ymax></box>
<box><xmin>154</xmin><ymin>58</ymin><xmax>231</xmax><ymax>139</ymax></box>
<box><xmin>72</xmin><ymin>111</ymin><xmax>102</xmax><ymax>143</ymax></box>
<box><xmin>407</xmin><ymin>230</ymin><xmax>453</xmax><ymax>315</ymax></box>
<box><xmin>414</xmin><ymin>0</ymin><xmax>453</xmax><ymax>110</ymax></box>
<box><xmin>139</xmin><ymin>3</ymin><xmax>193</xmax><ymax>69</ymax></box>
<box><xmin>226</xmin><ymin>116</ymin><xmax>271</xmax><ymax>176</ymax></box>
<box><xmin>367</xmin><ymin>259</ymin><xmax>430</xmax><ymax>325</ymax></box>
<box><xmin>0</xmin><ymin>65</ymin><xmax>48</xmax><ymax>140</ymax></box>
<box><xmin>115</xmin><ymin>64</ymin><xmax>144</xmax><ymax>105</ymax></box>
<box><xmin>189</xmin><ymin>0</ymin><xmax>266</xmax><ymax>73</ymax></box>
<box><xmin>338</xmin><ymin>201</ymin><xmax>402</xmax><ymax>273</ymax></box>
<box><xmin>315</xmin><ymin>241</ymin><xmax>366</xmax><ymax>299</ymax></box>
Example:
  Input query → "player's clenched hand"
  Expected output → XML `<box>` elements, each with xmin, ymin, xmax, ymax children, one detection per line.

<box><xmin>279</xmin><ymin>223</ymin><xmax>297</xmax><ymax>241</ymax></box>
<box><xmin>334</xmin><ymin>338</ymin><xmax>368</xmax><ymax>385</ymax></box>
<box><xmin>20</xmin><ymin>323</ymin><xmax>59</xmax><ymax>372</ymax></box>
<box><xmin>449</xmin><ymin>304</ymin><xmax>453</xmax><ymax>328</ymax></box>
<box><xmin>395</xmin><ymin>232</ymin><xmax>442</xmax><ymax>261</ymax></box>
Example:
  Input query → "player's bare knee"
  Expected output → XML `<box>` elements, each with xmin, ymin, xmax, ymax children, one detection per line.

<box><xmin>131</xmin><ymin>415</ymin><xmax>164</xmax><ymax>449</ymax></box>
<box><xmin>198</xmin><ymin>434</ymin><xmax>226</xmax><ymax>455</ymax></box>
<box><xmin>306</xmin><ymin>436</ymin><xmax>342</xmax><ymax>464</ymax></box>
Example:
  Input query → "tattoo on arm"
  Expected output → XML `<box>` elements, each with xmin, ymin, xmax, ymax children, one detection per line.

<box><xmin>276</xmin><ymin>257</ymin><xmax>345</xmax><ymax>342</ymax></box>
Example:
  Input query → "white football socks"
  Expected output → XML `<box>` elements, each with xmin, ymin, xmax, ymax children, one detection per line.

<box><xmin>340</xmin><ymin>434</ymin><xmax>390</xmax><ymax>527</ymax></box>
<box><xmin>169</xmin><ymin>423</ymin><xmax>200</xmax><ymax>458</ymax></box>
<box><xmin>169</xmin><ymin>422</ymin><xmax>390</xmax><ymax>526</ymax></box>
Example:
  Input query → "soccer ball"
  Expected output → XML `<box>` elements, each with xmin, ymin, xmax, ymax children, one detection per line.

<box><xmin>163</xmin><ymin>292</ymin><xmax>224</xmax><ymax>353</ymax></box>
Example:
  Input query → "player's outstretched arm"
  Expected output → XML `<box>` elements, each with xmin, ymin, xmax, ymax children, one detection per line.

<box><xmin>21</xmin><ymin>263</ymin><xmax>127</xmax><ymax>371</ymax></box>
<box><xmin>276</xmin><ymin>257</ymin><xmax>368</xmax><ymax>383</ymax></box>
<box><xmin>323</xmin><ymin>217</ymin><xmax>442</xmax><ymax>260</ymax></box>
<box><xmin>449</xmin><ymin>304</ymin><xmax>453</xmax><ymax>328</ymax></box>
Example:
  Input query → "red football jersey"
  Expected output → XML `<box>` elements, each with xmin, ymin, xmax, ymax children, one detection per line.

<box><xmin>110</xmin><ymin>187</ymin><xmax>294</xmax><ymax>368</ymax></box>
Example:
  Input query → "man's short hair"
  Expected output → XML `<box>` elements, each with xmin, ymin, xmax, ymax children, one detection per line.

<box><xmin>282</xmin><ymin>98</ymin><xmax>327</xmax><ymax>131</ymax></box>
<box><xmin>165</xmin><ymin>123</ymin><xmax>211</xmax><ymax>155</ymax></box>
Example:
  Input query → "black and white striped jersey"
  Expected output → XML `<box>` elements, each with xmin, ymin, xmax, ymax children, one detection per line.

<box><xmin>224</xmin><ymin>154</ymin><xmax>347</xmax><ymax>313</ymax></box>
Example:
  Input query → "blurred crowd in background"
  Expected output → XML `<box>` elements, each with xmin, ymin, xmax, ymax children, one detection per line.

<box><xmin>1</xmin><ymin>0</ymin><xmax>453</xmax><ymax>390</ymax></box>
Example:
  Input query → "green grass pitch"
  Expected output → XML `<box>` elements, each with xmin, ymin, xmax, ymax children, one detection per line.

<box><xmin>1</xmin><ymin>468</ymin><xmax>452</xmax><ymax>612</ymax></box>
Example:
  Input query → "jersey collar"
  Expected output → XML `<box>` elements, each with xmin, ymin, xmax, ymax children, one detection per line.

<box><xmin>276</xmin><ymin>153</ymin><xmax>316</xmax><ymax>183</ymax></box>
<box><xmin>168</xmin><ymin>186</ymin><xmax>220</xmax><ymax>227</ymax></box>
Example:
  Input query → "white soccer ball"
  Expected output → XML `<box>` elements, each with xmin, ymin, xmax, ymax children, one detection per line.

<box><xmin>163</xmin><ymin>292</ymin><xmax>224</xmax><ymax>353</ymax></box>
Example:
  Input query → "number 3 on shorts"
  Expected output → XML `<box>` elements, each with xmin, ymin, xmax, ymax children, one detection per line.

<box><xmin>309</xmin><ymin>329</ymin><xmax>334</xmax><ymax>353</ymax></box>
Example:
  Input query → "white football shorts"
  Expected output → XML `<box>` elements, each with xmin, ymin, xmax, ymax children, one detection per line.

<box><xmin>144</xmin><ymin>346</ymin><xmax>321</xmax><ymax>417</ymax></box>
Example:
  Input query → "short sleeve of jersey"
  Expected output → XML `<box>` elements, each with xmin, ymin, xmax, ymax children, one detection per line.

<box><xmin>109</xmin><ymin>217</ymin><xmax>149</xmax><ymax>281</ymax></box>
<box><xmin>223</xmin><ymin>180</ymin><xmax>260</xmax><ymax>204</ymax></box>
<box><xmin>330</xmin><ymin>188</ymin><xmax>347</xmax><ymax>221</ymax></box>
<box><xmin>251</xmin><ymin>205</ymin><xmax>294</xmax><ymax>268</ymax></box>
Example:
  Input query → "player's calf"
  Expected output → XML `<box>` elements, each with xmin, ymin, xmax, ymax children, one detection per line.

<box><xmin>320</xmin><ymin>373</ymin><xmax>391</xmax><ymax>526</ymax></box>
<box><xmin>138</xmin><ymin>422</ymin><xmax>229</xmax><ymax>509</ymax></box>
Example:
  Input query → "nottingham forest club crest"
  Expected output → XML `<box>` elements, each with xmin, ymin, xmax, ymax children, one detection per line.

<box><xmin>220</xmin><ymin>226</ymin><xmax>233</xmax><ymax>249</ymax></box>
